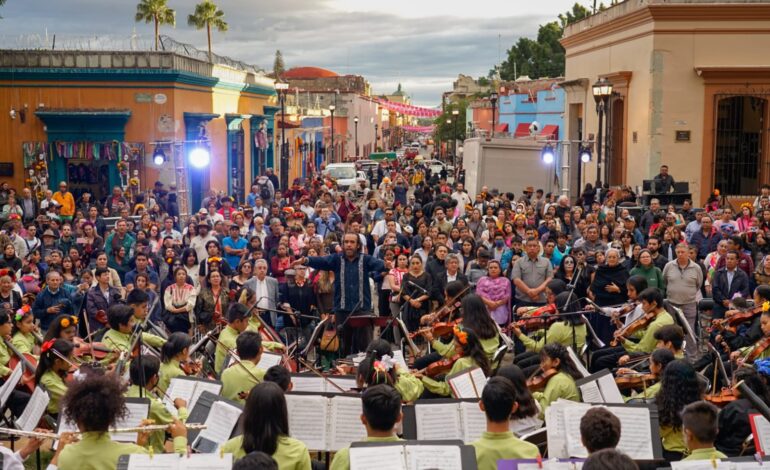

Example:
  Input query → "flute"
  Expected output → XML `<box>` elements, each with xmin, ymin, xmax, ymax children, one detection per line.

<box><xmin>0</xmin><ymin>423</ymin><xmax>208</xmax><ymax>440</ymax></box>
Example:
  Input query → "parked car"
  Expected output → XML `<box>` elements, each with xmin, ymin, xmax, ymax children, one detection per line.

<box><xmin>323</xmin><ymin>163</ymin><xmax>358</xmax><ymax>190</ymax></box>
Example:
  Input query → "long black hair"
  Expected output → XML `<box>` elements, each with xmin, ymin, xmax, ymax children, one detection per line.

<box><xmin>241</xmin><ymin>382</ymin><xmax>289</xmax><ymax>456</ymax></box>
<box><xmin>460</xmin><ymin>295</ymin><xmax>498</xmax><ymax>340</ymax></box>
<box><xmin>495</xmin><ymin>364</ymin><xmax>538</xmax><ymax>419</ymax></box>
<box><xmin>358</xmin><ymin>339</ymin><xmax>398</xmax><ymax>388</ymax></box>
<box><xmin>655</xmin><ymin>360</ymin><xmax>703</xmax><ymax>428</ymax></box>
<box><xmin>161</xmin><ymin>332</ymin><xmax>192</xmax><ymax>362</ymax></box>
<box><xmin>35</xmin><ymin>338</ymin><xmax>74</xmax><ymax>383</ymax></box>
<box><xmin>540</xmin><ymin>343</ymin><xmax>582</xmax><ymax>380</ymax></box>
<box><xmin>459</xmin><ymin>327</ymin><xmax>491</xmax><ymax>376</ymax></box>
<box><xmin>735</xmin><ymin>366</ymin><xmax>770</xmax><ymax>405</ymax></box>
<box><xmin>554</xmin><ymin>292</ymin><xmax>583</xmax><ymax>326</ymax></box>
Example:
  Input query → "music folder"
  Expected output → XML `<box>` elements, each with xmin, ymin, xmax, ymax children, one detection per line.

<box><xmin>348</xmin><ymin>439</ymin><xmax>476</xmax><ymax>470</ymax></box>
<box><xmin>15</xmin><ymin>386</ymin><xmax>49</xmax><ymax>432</ymax></box>
<box><xmin>162</xmin><ymin>376</ymin><xmax>222</xmax><ymax>416</ymax></box>
<box><xmin>445</xmin><ymin>366</ymin><xmax>487</xmax><ymax>399</ymax></box>
<box><xmin>575</xmin><ymin>369</ymin><xmax>624</xmax><ymax>404</ymax></box>
<box><xmin>284</xmin><ymin>391</ymin><xmax>368</xmax><ymax>451</ymax></box>
<box><xmin>117</xmin><ymin>453</ymin><xmax>233</xmax><ymax>470</ymax></box>
<box><xmin>186</xmin><ymin>390</ymin><xmax>243</xmax><ymax>447</ymax></box>
<box><xmin>401</xmin><ymin>398</ymin><xmax>487</xmax><ymax>444</ymax></box>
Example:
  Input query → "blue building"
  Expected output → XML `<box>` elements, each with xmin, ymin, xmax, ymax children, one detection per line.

<box><xmin>497</xmin><ymin>80</ymin><xmax>565</xmax><ymax>141</ymax></box>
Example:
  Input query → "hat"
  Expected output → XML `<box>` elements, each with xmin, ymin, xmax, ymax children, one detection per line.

<box><xmin>197</xmin><ymin>220</ymin><xmax>211</xmax><ymax>229</ymax></box>
<box><xmin>524</xmin><ymin>186</ymin><xmax>535</xmax><ymax>194</ymax></box>
<box><xmin>228</xmin><ymin>224</ymin><xmax>240</xmax><ymax>231</ymax></box>
<box><xmin>198</xmin><ymin>208</ymin><xmax>207</xmax><ymax>215</ymax></box>
<box><xmin>477</xmin><ymin>249</ymin><xmax>491</xmax><ymax>259</ymax></box>
<box><xmin>623</xmin><ymin>215</ymin><xmax>635</xmax><ymax>222</ymax></box>
<box><xmin>154</xmin><ymin>181</ymin><xmax>164</xmax><ymax>187</ymax></box>
<box><xmin>42</xmin><ymin>229</ymin><xmax>55</xmax><ymax>238</ymax></box>
<box><xmin>403</xmin><ymin>225</ymin><xmax>413</xmax><ymax>234</ymax></box>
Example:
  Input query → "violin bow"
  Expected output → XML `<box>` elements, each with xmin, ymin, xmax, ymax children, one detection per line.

<box><xmin>297</xmin><ymin>357</ymin><xmax>347</xmax><ymax>393</ymax></box>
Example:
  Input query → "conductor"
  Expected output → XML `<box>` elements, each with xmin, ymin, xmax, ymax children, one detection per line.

<box><xmin>652</xmin><ymin>165</ymin><xmax>675</xmax><ymax>194</ymax></box>
<box><xmin>294</xmin><ymin>232</ymin><xmax>392</xmax><ymax>355</ymax></box>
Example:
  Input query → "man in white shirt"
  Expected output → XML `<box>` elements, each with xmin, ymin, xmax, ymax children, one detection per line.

<box><xmin>251</xmin><ymin>216</ymin><xmax>267</xmax><ymax>245</ymax></box>
<box><xmin>160</xmin><ymin>216</ymin><xmax>182</xmax><ymax>245</ymax></box>
<box><xmin>451</xmin><ymin>183</ymin><xmax>472</xmax><ymax>217</ymax></box>
<box><xmin>371</xmin><ymin>207</ymin><xmax>401</xmax><ymax>242</ymax></box>
<box><xmin>189</xmin><ymin>221</ymin><xmax>218</xmax><ymax>265</ymax></box>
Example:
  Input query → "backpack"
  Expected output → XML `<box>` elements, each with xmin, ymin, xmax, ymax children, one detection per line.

<box><xmin>259</xmin><ymin>184</ymin><xmax>271</xmax><ymax>201</ymax></box>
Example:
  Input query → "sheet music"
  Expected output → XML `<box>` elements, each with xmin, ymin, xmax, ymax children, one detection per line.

<box><xmin>54</xmin><ymin>413</ymin><xmax>79</xmax><ymax>450</ymax></box>
<box><xmin>0</xmin><ymin>365</ymin><xmax>22</xmax><ymax>408</ymax></box>
<box><xmin>563</xmin><ymin>406</ymin><xmax>591</xmax><ymax>457</ymax></box>
<box><xmin>447</xmin><ymin>367</ymin><xmax>487</xmax><ymax>399</ymax></box>
<box><xmin>110</xmin><ymin>401</ymin><xmax>149</xmax><ymax>442</ymax></box>
<box><xmin>188</xmin><ymin>381</ymin><xmax>222</xmax><ymax>412</ymax></box>
<box><xmin>285</xmin><ymin>394</ymin><xmax>328</xmax><ymax>451</ymax></box>
<box><xmin>459</xmin><ymin>401</ymin><xmax>487</xmax><ymax>444</ymax></box>
<box><xmin>179</xmin><ymin>453</ymin><xmax>233</xmax><ymax>470</ymax></box>
<box><xmin>414</xmin><ymin>403</ymin><xmax>462</xmax><ymax>441</ymax></box>
<box><xmin>567</xmin><ymin>346</ymin><xmax>590</xmax><ymax>377</ymax></box>
<box><xmin>256</xmin><ymin>351</ymin><xmax>283</xmax><ymax>370</ymax></box>
<box><xmin>326</xmin><ymin>376</ymin><xmax>357</xmax><ymax>393</ymax></box>
<box><xmin>751</xmin><ymin>414</ymin><xmax>770</xmax><ymax>455</ymax></box>
<box><xmin>609</xmin><ymin>406</ymin><xmax>654</xmax><ymax>459</ymax></box>
<box><xmin>329</xmin><ymin>395</ymin><xmax>367</xmax><ymax>451</ymax></box>
<box><xmin>545</xmin><ymin>400</ymin><xmax>590</xmax><ymax>458</ymax></box>
<box><xmin>596</xmin><ymin>373</ymin><xmax>624</xmax><ymax>404</ymax></box>
<box><xmin>349</xmin><ymin>445</ymin><xmax>407</xmax><ymax>470</ymax></box>
<box><xmin>123</xmin><ymin>453</ymin><xmax>179</xmax><ymax>470</ymax></box>
<box><xmin>16</xmin><ymin>387</ymin><xmax>49</xmax><ymax>432</ymax></box>
<box><xmin>392</xmin><ymin>350</ymin><xmax>409</xmax><ymax>371</ymax></box>
<box><xmin>123</xmin><ymin>454</ymin><xmax>234</xmax><ymax>470</ymax></box>
<box><xmin>197</xmin><ymin>400</ymin><xmax>241</xmax><ymax>446</ymax></box>
<box><xmin>163</xmin><ymin>377</ymin><xmax>198</xmax><ymax>414</ymax></box>
<box><xmin>518</xmin><ymin>463</ymin><xmax>584</xmax><ymax>470</ymax></box>
<box><xmin>671</xmin><ymin>461</ymin><xmax>731</xmax><ymax>469</ymax></box>
<box><xmin>577</xmin><ymin>381</ymin><xmax>604</xmax><ymax>403</ymax></box>
<box><xmin>290</xmin><ymin>375</ymin><xmax>326</xmax><ymax>393</ymax></box>
<box><xmin>406</xmin><ymin>445</ymin><xmax>462</xmax><ymax>470</ymax></box>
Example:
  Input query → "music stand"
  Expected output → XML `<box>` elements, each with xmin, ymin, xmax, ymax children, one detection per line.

<box><xmin>346</xmin><ymin>314</ymin><xmax>390</xmax><ymax>353</ymax></box>
<box><xmin>301</xmin><ymin>317</ymin><xmax>329</xmax><ymax>358</ymax></box>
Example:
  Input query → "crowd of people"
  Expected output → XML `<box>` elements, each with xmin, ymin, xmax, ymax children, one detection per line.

<box><xmin>0</xmin><ymin>160</ymin><xmax>769</xmax><ymax>469</ymax></box>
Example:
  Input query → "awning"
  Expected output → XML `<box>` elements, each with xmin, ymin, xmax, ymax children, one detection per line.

<box><xmin>540</xmin><ymin>124</ymin><xmax>559</xmax><ymax>140</ymax></box>
<box><xmin>495</xmin><ymin>123</ymin><xmax>509</xmax><ymax>133</ymax></box>
<box><xmin>514</xmin><ymin>123</ymin><xmax>531</xmax><ymax>138</ymax></box>
<box><xmin>276</xmin><ymin>120</ymin><xmax>301</xmax><ymax>129</ymax></box>
<box><xmin>370</xmin><ymin>152</ymin><xmax>397</xmax><ymax>161</ymax></box>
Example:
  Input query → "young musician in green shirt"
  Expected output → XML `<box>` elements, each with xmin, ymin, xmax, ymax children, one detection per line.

<box><xmin>35</xmin><ymin>338</ymin><xmax>73</xmax><ymax>415</ymax></box>
<box><xmin>531</xmin><ymin>343</ymin><xmax>581</xmax><ymax>417</ymax></box>
<box><xmin>55</xmin><ymin>374</ymin><xmax>188</xmax><ymax>470</ymax></box>
<box><xmin>681</xmin><ymin>401</ymin><xmax>728</xmax><ymax>461</ymax></box>
<box><xmin>101</xmin><ymin>304</ymin><xmax>165</xmax><ymax>363</ymax></box>
<box><xmin>220</xmin><ymin>382</ymin><xmax>311</xmax><ymax>468</ymax></box>
<box><xmin>215</xmin><ymin>303</ymin><xmax>250</xmax><ymax>375</ymax></box>
<box><xmin>656</xmin><ymin>360</ymin><xmax>703</xmax><ymax>460</ymax></box>
<box><xmin>221</xmin><ymin>331</ymin><xmax>267</xmax><ymax>403</ymax></box>
<box><xmin>126</xmin><ymin>356</ymin><xmax>189</xmax><ymax>453</ymax></box>
<box><xmin>418</xmin><ymin>325</ymin><xmax>492</xmax><ymax>398</ymax></box>
<box><xmin>356</xmin><ymin>339</ymin><xmax>423</xmax><ymax>402</ymax></box>
<box><xmin>157</xmin><ymin>332</ymin><xmax>192</xmax><ymax>394</ymax></box>
<box><xmin>330</xmin><ymin>384</ymin><xmax>403</xmax><ymax>470</ymax></box>
<box><xmin>472</xmin><ymin>377</ymin><xmax>540</xmax><ymax>469</ymax></box>
<box><xmin>11</xmin><ymin>305</ymin><xmax>37</xmax><ymax>356</ymax></box>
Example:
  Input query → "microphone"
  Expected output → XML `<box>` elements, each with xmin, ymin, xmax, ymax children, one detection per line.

<box><xmin>407</xmin><ymin>280</ymin><xmax>429</xmax><ymax>295</ymax></box>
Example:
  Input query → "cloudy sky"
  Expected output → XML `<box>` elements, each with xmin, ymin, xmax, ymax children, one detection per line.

<box><xmin>2</xmin><ymin>0</ymin><xmax>581</xmax><ymax>107</ymax></box>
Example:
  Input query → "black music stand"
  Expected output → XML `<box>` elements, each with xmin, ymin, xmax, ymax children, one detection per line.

<box><xmin>346</xmin><ymin>314</ymin><xmax>390</xmax><ymax>354</ymax></box>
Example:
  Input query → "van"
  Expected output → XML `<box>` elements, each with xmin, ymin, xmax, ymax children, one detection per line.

<box><xmin>323</xmin><ymin>163</ymin><xmax>358</xmax><ymax>190</ymax></box>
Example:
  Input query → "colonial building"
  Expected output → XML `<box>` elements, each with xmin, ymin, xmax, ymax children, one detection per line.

<box><xmin>0</xmin><ymin>45</ymin><xmax>275</xmax><ymax>213</ymax></box>
<box><xmin>560</xmin><ymin>0</ymin><xmax>770</xmax><ymax>203</ymax></box>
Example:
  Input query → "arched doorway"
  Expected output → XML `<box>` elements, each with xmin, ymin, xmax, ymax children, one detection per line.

<box><xmin>714</xmin><ymin>96</ymin><xmax>766</xmax><ymax>195</ymax></box>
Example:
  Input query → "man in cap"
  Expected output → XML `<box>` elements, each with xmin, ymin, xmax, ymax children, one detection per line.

<box><xmin>190</xmin><ymin>219</ymin><xmax>217</xmax><ymax>264</ymax></box>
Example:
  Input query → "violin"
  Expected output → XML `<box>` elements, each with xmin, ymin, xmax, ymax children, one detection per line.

<box><xmin>615</xmin><ymin>372</ymin><xmax>658</xmax><ymax>391</ymax></box>
<box><xmin>705</xmin><ymin>387</ymin><xmax>738</xmax><ymax>407</ymax></box>
<box><xmin>424</xmin><ymin>354</ymin><xmax>460</xmax><ymax>378</ymax></box>
<box><xmin>611</xmin><ymin>308</ymin><xmax>658</xmax><ymax>347</ymax></box>
<box><xmin>5</xmin><ymin>338</ymin><xmax>37</xmax><ymax>393</ymax></box>
<box><xmin>712</xmin><ymin>304</ymin><xmax>764</xmax><ymax>334</ymax></box>
<box><xmin>72</xmin><ymin>339</ymin><xmax>113</xmax><ymax>361</ymax></box>
<box><xmin>527</xmin><ymin>368</ymin><xmax>558</xmax><ymax>392</ymax></box>
<box><xmin>746</xmin><ymin>336</ymin><xmax>770</xmax><ymax>363</ymax></box>
<box><xmin>180</xmin><ymin>358</ymin><xmax>203</xmax><ymax>376</ymax></box>
<box><xmin>422</xmin><ymin>286</ymin><xmax>470</xmax><ymax>325</ymax></box>
<box><xmin>410</xmin><ymin>319</ymin><xmax>462</xmax><ymax>340</ymax></box>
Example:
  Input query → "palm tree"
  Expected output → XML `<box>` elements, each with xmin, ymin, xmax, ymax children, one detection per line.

<box><xmin>135</xmin><ymin>0</ymin><xmax>176</xmax><ymax>51</ymax></box>
<box><xmin>187</xmin><ymin>1</ymin><xmax>228</xmax><ymax>63</ymax></box>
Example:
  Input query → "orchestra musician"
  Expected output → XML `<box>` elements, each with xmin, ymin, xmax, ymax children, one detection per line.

<box><xmin>511</xmin><ymin>291</ymin><xmax>587</xmax><ymax>376</ymax></box>
<box><xmin>656</xmin><ymin>360</ymin><xmax>703</xmax><ymax>461</ymax></box>
<box><xmin>357</xmin><ymin>339</ymin><xmax>423</xmax><ymax>402</ymax></box>
<box><xmin>531</xmin><ymin>343</ymin><xmax>581</xmax><ymax>417</ymax></box>
<box><xmin>0</xmin><ymin>309</ymin><xmax>30</xmax><ymax>417</ymax></box>
<box><xmin>215</xmin><ymin>303</ymin><xmax>251</xmax><ymax>375</ymax></box>
<box><xmin>55</xmin><ymin>374</ymin><xmax>188</xmax><ymax>470</ymax></box>
<box><xmin>414</xmin><ymin>325</ymin><xmax>491</xmax><ymax>398</ymax></box>
<box><xmin>619</xmin><ymin>348</ymin><xmax>674</xmax><ymax>401</ymax></box>
<box><xmin>35</xmin><ymin>338</ymin><xmax>73</xmax><ymax>415</ymax></box>
<box><xmin>590</xmin><ymin>287</ymin><xmax>674</xmax><ymax>372</ymax></box>
<box><xmin>126</xmin><ymin>356</ymin><xmax>189</xmax><ymax>453</ymax></box>
<box><xmin>713</xmin><ymin>285</ymin><xmax>770</xmax><ymax>352</ymax></box>
<box><xmin>330</xmin><ymin>385</ymin><xmax>401</xmax><ymax>470</ymax></box>
<box><xmin>42</xmin><ymin>314</ymin><xmax>79</xmax><ymax>342</ymax></box>
<box><xmin>220</xmin><ymin>382</ymin><xmax>312</xmax><ymax>468</ymax></box>
<box><xmin>730</xmin><ymin>307</ymin><xmax>770</xmax><ymax>365</ymax></box>
<box><xmin>221</xmin><ymin>332</ymin><xmax>267</xmax><ymax>404</ymax></box>
<box><xmin>715</xmin><ymin>366</ymin><xmax>770</xmax><ymax>456</ymax></box>
<box><xmin>157</xmin><ymin>332</ymin><xmax>192</xmax><ymax>394</ymax></box>
<box><xmin>495</xmin><ymin>365</ymin><xmax>542</xmax><ymax>436</ymax></box>
<box><xmin>12</xmin><ymin>305</ymin><xmax>39</xmax><ymax>356</ymax></box>
<box><xmin>101</xmin><ymin>305</ymin><xmax>165</xmax><ymax>361</ymax></box>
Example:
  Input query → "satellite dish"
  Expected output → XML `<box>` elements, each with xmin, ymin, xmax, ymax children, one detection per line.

<box><xmin>529</xmin><ymin>121</ymin><xmax>541</xmax><ymax>136</ymax></box>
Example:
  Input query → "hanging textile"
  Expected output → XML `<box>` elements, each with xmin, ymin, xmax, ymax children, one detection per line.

<box><xmin>374</xmin><ymin>99</ymin><xmax>441</xmax><ymax>118</ymax></box>
<box><xmin>46</xmin><ymin>141</ymin><xmax>145</xmax><ymax>161</ymax></box>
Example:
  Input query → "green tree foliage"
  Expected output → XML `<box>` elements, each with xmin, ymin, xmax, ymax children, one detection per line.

<box><xmin>433</xmin><ymin>102</ymin><xmax>468</xmax><ymax>149</ymax></box>
<box><xmin>273</xmin><ymin>50</ymin><xmax>286</xmax><ymax>78</ymax></box>
<box><xmin>188</xmin><ymin>0</ymin><xmax>228</xmax><ymax>62</ymax></box>
<box><xmin>499</xmin><ymin>3</ymin><xmax>590</xmax><ymax>80</ymax></box>
<box><xmin>135</xmin><ymin>0</ymin><xmax>176</xmax><ymax>51</ymax></box>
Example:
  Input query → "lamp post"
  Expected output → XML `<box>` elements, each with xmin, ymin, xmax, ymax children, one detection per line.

<box><xmin>374</xmin><ymin>122</ymin><xmax>379</xmax><ymax>150</ymax></box>
<box><xmin>451</xmin><ymin>109</ymin><xmax>459</xmax><ymax>168</ymax></box>
<box><xmin>354</xmin><ymin>116</ymin><xmax>359</xmax><ymax>159</ymax></box>
<box><xmin>592</xmin><ymin>78</ymin><xmax>613</xmax><ymax>186</ymax></box>
<box><xmin>329</xmin><ymin>105</ymin><xmax>335</xmax><ymax>163</ymax></box>
<box><xmin>274</xmin><ymin>81</ymin><xmax>289</xmax><ymax>190</ymax></box>
<box><xmin>489</xmin><ymin>92</ymin><xmax>499</xmax><ymax>140</ymax></box>
<box><xmin>445</xmin><ymin>118</ymin><xmax>452</xmax><ymax>160</ymax></box>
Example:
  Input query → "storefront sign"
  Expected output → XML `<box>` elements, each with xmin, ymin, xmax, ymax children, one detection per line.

<box><xmin>135</xmin><ymin>93</ymin><xmax>152</xmax><ymax>103</ymax></box>
<box><xmin>154</xmin><ymin>93</ymin><xmax>168</xmax><ymax>105</ymax></box>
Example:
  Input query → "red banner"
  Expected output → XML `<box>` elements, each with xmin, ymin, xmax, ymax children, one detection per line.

<box><xmin>375</xmin><ymin>98</ymin><xmax>441</xmax><ymax>118</ymax></box>
<box><xmin>402</xmin><ymin>125</ymin><xmax>435</xmax><ymax>133</ymax></box>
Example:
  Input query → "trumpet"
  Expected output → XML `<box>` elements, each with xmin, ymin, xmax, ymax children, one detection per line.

<box><xmin>0</xmin><ymin>423</ymin><xmax>208</xmax><ymax>440</ymax></box>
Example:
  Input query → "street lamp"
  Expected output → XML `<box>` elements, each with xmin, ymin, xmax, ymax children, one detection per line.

<box><xmin>451</xmin><ymin>109</ymin><xmax>459</xmax><ymax>168</ymax></box>
<box><xmin>329</xmin><ymin>104</ymin><xmax>335</xmax><ymax>163</ymax></box>
<box><xmin>446</xmin><ymin>118</ymin><xmax>452</xmax><ymax>159</ymax></box>
<box><xmin>592</xmin><ymin>78</ymin><xmax>613</xmax><ymax>185</ymax></box>
<box><xmin>489</xmin><ymin>92</ymin><xmax>499</xmax><ymax>140</ymax></box>
<box><xmin>354</xmin><ymin>116</ymin><xmax>359</xmax><ymax>159</ymax></box>
<box><xmin>274</xmin><ymin>81</ymin><xmax>289</xmax><ymax>190</ymax></box>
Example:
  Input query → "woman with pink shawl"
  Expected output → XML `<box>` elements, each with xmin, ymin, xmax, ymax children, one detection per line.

<box><xmin>475</xmin><ymin>259</ymin><xmax>511</xmax><ymax>325</ymax></box>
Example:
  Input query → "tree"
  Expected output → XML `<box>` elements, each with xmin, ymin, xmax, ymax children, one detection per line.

<box><xmin>135</xmin><ymin>0</ymin><xmax>176</xmax><ymax>51</ymax></box>
<box><xmin>188</xmin><ymin>0</ymin><xmax>228</xmax><ymax>63</ymax></box>
<box><xmin>498</xmin><ymin>3</ymin><xmax>590</xmax><ymax>80</ymax></box>
<box><xmin>432</xmin><ymin>101</ymin><xmax>468</xmax><ymax>157</ymax></box>
<box><xmin>273</xmin><ymin>50</ymin><xmax>285</xmax><ymax>78</ymax></box>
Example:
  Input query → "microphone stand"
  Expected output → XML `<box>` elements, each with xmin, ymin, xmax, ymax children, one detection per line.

<box><xmin>563</xmin><ymin>265</ymin><xmax>584</xmax><ymax>353</ymax></box>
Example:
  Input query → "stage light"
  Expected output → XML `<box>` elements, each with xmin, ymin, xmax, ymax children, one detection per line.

<box><xmin>189</xmin><ymin>147</ymin><xmax>211</xmax><ymax>168</ymax></box>
<box><xmin>541</xmin><ymin>144</ymin><xmax>555</xmax><ymax>164</ymax></box>
<box><xmin>579</xmin><ymin>144</ymin><xmax>592</xmax><ymax>163</ymax></box>
<box><xmin>153</xmin><ymin>147</ymin><xmax>165</xmax><ymax>166</ymax></box>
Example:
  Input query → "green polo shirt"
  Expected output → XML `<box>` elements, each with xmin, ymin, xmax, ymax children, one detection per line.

<box><xmin>330</xmin><ymin>436</ymin><xmax>402</xmax><ymax>470</ymax></box>
<box><xmin>682</xmin><ymin>447</ymin><xmax>727</xmax><ymax>461</ymax></box>
<box><xmin>472</xmin><ymin>431</ymin><xmax>540</xmax><ymax>470</ymax></box>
